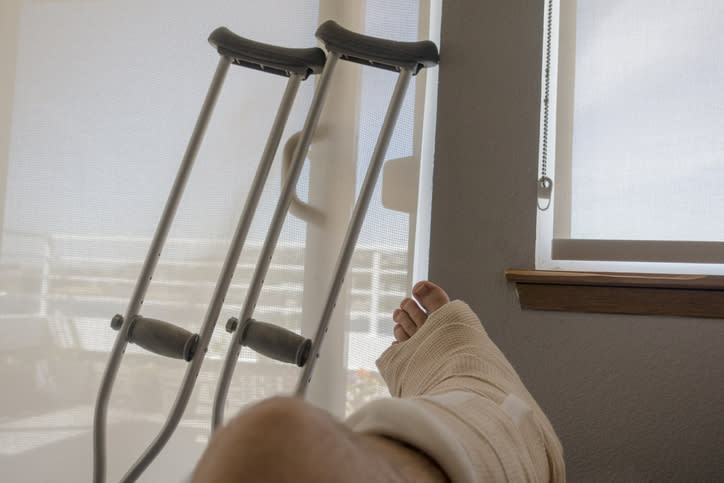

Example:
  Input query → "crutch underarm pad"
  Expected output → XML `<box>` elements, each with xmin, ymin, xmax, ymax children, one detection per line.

<box><xmin>315</xmin><ymin>20</ymin><xmax>439</xmax><ymax>75</ymax></box>
<box><xmin>241</xmin><ymin>320</ymin><xmax>312</xmax><ymax>367</ymax></box>
<box><xmin>209</xmin><ymin>27</ymin><xmax>326</xmax><ymax>79</ymax></box>
<box><xmin>128</xmin><ymin>316</ymin><xmax>199</xmax><ymax>361</ymax></box>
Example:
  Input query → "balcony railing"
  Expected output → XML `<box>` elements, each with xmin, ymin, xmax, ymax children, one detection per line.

<box><xmin>0</xmin><ymin>230</ymin><xmax>407</xmax><ymax>417</ymax></box>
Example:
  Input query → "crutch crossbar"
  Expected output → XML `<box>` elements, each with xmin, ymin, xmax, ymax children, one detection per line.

<box><xmin>315</xmin><ymin>20</ymin><xmax>439</xmax><ymax>74</ymax></box>
<box><xmin>231</xmin><ymin>318</ymin><xmax>312</xmax><ymax>366</ymax></box>
<box><xmin>111</xmin><ymin>315</ymin><xmax>201</xmax><ymax>362</ymax></box>
<box><xmin>209</xmin><ymin>27</ymin><xmax>326</xmax><ymax>79</ymax></box>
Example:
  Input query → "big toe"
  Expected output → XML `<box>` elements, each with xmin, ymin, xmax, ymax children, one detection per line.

<box><xmin>412</xmin><ymin>281</ymin><xmax>450</xmax><ymax>313</ymax></box>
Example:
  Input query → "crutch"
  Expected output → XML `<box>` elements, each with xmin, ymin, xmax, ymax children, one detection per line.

<box><xmin>212</xmin><ymin>20</ymin><xmax>439</xmax><ymax>426</ymax></box>
<box><xmin>92</xmin><ymin>28</ymin><xmax>326</xmax><ymax>483</ymax></box>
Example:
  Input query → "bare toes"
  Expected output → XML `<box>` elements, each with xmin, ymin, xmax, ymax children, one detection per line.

<box><xmin>400</xmin><ymin>298</ymin><xmax>426</xmax><ymax>327</ymax></box>
<box><xmin>393</xmin><ymin>308</ymin><xmax>418</xmax><ymax>337</ymax></box>
<box><xmin>412</xmin><ymin>281</ymin><xmax>450</xmax><ymax>313</ymax></box>
<box><xmin>393</xmin><ymin>324</ymin><xmax>410</xmax><ymax>342</ymax></box>
<box><xmin>389</xmin><ymin>283</ymin><xmax>450</xmax><ymax>345</ymax></box>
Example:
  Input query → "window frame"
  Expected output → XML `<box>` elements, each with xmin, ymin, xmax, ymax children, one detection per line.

<box><xmin>538</xmin><ymin>0</ymin><xmax>724</xmax><ymax>270</ymax></box>
<box><xmin>506</xmin><ymin>269</ymin><xmax>724</xmax><ymax>319</ymax></box>
<box><xmin>519</xmin><ymin>0</ymin><xmax>724</xmax><ymax>318</ymax></box>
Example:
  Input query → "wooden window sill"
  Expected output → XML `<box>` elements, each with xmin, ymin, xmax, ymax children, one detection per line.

<box><xmin>505</xmin><ymin>270</ymin><xmax>724</xmax><ymax>319</ymax></box>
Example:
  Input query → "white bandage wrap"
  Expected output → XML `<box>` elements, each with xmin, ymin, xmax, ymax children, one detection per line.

<box><xmin>346</xmin><ymin>300</ymin><xmax>565</xmax><ymax>483</ymax></box>
<box><xmin>346</xmin><ymin>396</ymin><xmax>477</xmax><ymax>483</ymax></box>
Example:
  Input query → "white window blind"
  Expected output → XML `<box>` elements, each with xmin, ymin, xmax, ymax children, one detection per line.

<box><xmin>0</xmin><ymin>0</ymin><xmax>439</xmax><ymax>481</ymax></box>
<box><xmin>537</xmin><ymin>0</ymin><xmax>724</xmax><ymax>274</ymax></box>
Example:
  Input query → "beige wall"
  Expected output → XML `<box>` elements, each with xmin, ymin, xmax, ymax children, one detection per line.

<box><xmin>429</xmin><ymin>2</ymin><xmax>724</xmax><ymax>481</ymax></box>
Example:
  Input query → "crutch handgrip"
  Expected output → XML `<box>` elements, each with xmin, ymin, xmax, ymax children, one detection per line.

<box><xmin>208</xmin><ymin>27</ymin><xmax>326</xmax><ymax>79</ymax></box>
<box><xmin>241</xmin><ymin>319</ymin><xmax>312</xmax><ymax>367</ymax></box>
<box><xmin>126</xmin><ymin>316</ymin><xmax>199</xmax><ymax>362</ymax></box>
<box><xmin>315</xmin><ymin>20</ymin><xmax>439</xmax><ymax>74</ymax></box>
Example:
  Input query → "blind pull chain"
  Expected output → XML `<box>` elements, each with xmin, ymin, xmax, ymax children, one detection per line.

<box><xmin>538</xmin><ymin>0</ymin><xmax>554</xmax><ymax>211</ymax></box>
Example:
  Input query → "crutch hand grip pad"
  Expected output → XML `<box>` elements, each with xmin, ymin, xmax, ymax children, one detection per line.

<box><xmin>315</xmin><ymin>20</ymin><xmax>439</xmax><ymax>74</ymax></box>
<box><xmin>242</xmin><ymin>320</ymin><xmax>312</xmax><ymax>367</ymax></box>
<box><xmin>208</xmin><ymin>27</ymin><xmax>326</xmax><ymax>79</ymax></box>
<box><xmin>128</xmin><ymin>316</ymin><xmax>199</xmax><ymax>362</ymax></box>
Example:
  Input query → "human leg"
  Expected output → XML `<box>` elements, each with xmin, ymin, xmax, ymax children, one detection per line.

<box><xmin>347</xmin><ymin>281</ymin><xmax>566</xmax><ymax>482</ymax></box>
<box><xmin>191</xmin><ymin>281</ymin><xmax>564</xmax><ymax>482</ymax></box>
<box><xmin>190</xmin><ymin>396</ymin><xmax>446</xmax><ymax>483</ymax></box>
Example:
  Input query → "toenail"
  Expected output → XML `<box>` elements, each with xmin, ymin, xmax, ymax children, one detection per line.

<box><xmin>413</xmin><ymin>282</ymin><xmax>429</xmax><ymax>296</ymax></box>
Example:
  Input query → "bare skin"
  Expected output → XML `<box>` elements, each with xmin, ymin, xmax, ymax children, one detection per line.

<box><xmin>393</xmin><ymin>280</ymin><xmax>450</xmax><ymax>343</ymax></box>
<box><xmin>191</xmin><ymin>281</ymin><xmax>451</xmax><ymax>483</ymax></box>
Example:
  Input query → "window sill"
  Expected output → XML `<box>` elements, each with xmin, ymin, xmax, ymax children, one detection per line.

<box><xmin>505</xmin><ymin>270</ymin><xmax>724</xmax><ymax>319</ymax></box>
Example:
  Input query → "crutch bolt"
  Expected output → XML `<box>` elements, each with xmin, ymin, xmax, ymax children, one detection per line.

<box><xmin>110</xmin><ymin>314</ymin><xmax>124</xmax><ymax>331</ymax></box>
<box><xmin>225</xmin><ymin>317</ymin><xmax>239</xmax><ymax>333</ymax></box>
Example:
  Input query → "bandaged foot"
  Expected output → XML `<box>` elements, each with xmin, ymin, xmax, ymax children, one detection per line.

<box><xmin>347</xmin><ymin>281</ymin><xmax>565</xmax><ymax>483</ymax></box>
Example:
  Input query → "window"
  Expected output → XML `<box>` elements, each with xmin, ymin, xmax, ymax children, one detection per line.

<box><xmin>0</xmin><ymin>1</ymin><xmax>440</xmax><ymax>481</ymax></box>
<box><xmin>536</xmin><ymin>0</ymin><xmax>724</xmax><ymax>275</ymax></box>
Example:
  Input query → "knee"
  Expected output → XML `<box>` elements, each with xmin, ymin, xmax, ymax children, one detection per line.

<box><xmin>218</xmin><ymin>396</ymin><xmax>327</xmax><ymax>456</ymax></box>
<box><xmin>230</xmin><ymin>396</ymin><xmax>321</xmax><ymax>442</ymax></box>
<box><xmin>192</xmin><ymin>397</ymin><xmax>337</xmax><ymax>482</ymax></box>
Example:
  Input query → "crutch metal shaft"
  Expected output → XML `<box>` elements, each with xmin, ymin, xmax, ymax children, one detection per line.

<box><xmin>94</xmin><ymin>25</ymin><xmax>326</xmax><ymax>480</ymax></box>
<box><xmin>120</xmin><ymin>73</ymin><xmax>304</xmax><ymax>483</ymax></box>
<box><xmin>93</xmin><ymin>19</ymin><xmax>438</xmax><ymax>482</ymax></box>
<box><xmin>92</xmin><ymin>56</ymin><xmax>231</xmax><ymax>483</ymax></box>
<box><xmin>288</xmin><ymin>22</ymin><xmax>438</xmax><ymax>396</ymax></box>
<box><xmin>211</xmin><ymin>19</ymin><xmax>439</xmax><ymax>426</ymax></box>
<box><xmin>295</xmin><ymin>67</ymin><xmax>413</xmax><ymax>396</ymax></box>
<box><xmin>212</xmin><ymin>53</ymin><xmax>340</xmax><ymax>429</ymax></box>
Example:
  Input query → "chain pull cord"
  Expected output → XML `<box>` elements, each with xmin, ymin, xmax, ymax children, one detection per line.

<box><xmin>538</xmin><ymin>0</ymin><xmax>554</xmax><ymax>211</ymax></box>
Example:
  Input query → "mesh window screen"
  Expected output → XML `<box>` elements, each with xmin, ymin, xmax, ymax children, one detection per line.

<box><xmin>345</xmin><ymin>0</ymin><xmax>421</xmax><ymax>416</ymax></box>
<box><xmin>570</xmin><ymin>0</ymin><xmax>724</xmax><ymax>241</ymax></box>
<box><xmin>2</xmin><ymin>1</ymin><xmax>317</xmax><ymax>480</ymax></box>
<box><xmin>0</xmin><ymin>0</ymin><xmax>429</xmax><ymax>480</ymax></box>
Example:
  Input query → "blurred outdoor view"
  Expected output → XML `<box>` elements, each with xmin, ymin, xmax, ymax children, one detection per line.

<box><xmin>0</xmin><ymin>0</ymin><xmax>428</xmax><ymax>480</ymax></box>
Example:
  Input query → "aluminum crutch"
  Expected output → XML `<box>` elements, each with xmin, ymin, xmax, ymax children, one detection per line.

<box><xmin>92</xmin><ymin>27</ymin><xmax>325</xmax><ymax>483</ymax></box>
<box><xmin>213</xmin><ymin>20</ymin><xmax>439</xmax><ymax>425</ymax></box>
